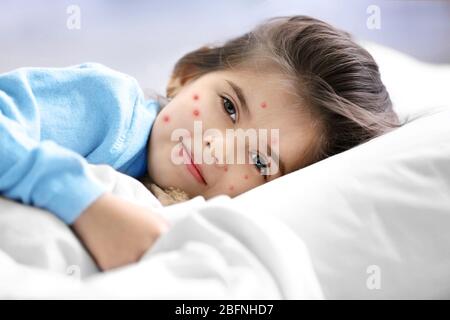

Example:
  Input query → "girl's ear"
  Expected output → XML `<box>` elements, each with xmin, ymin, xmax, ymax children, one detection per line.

<box><xmin>166</xmin><ymin>46</ymin><xmax>212</xmax><ymax>99</ymax></box>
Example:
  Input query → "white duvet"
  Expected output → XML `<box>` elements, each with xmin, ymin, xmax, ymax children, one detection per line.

<box><xmin>0</xmin><ymin>165</ymin><xmax>323</xmax><ymax>299</ymax></box>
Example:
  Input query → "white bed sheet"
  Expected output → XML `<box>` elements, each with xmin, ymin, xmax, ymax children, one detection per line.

<box><xmin>0</xmin><ymin>165</ymin><xmax>323</xmax><ymax>299</ymax></box>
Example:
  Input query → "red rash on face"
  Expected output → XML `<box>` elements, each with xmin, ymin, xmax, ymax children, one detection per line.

<box><xmin>261</xmin><ymin>102</ymin><xmax>267</xmax><ymax>109</ymax></box>
<box><xmin>163</xmin><ymin>115</ymin><xmax>170</xmax><ymax>123</ymax></box>
<box><xmin>193</xmin><ymin>109</ymin><xmax>200</xmax><ymax>117</ymax></box>
<box><xmin>193</xmin><ymin>94</ymin><xmax>199</xmax><ymax>101</ymax></box>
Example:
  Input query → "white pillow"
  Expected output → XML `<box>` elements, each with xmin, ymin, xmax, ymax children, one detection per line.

<box><xmin>232</xmin><ymin>43</ymin><xmax>450</xmax><ymax>299</ymax></box>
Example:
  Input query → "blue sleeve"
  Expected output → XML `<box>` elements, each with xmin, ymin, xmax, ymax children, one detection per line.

<box><xmin>0</xmin><ymin>63</ymin><xmax>152</xmax><ymax>224</ymax></box>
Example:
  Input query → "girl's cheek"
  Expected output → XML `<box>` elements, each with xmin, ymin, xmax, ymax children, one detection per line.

<box><xmin>156</xmin><ymin>112</ymin><xmax>172</xmax><ymax>132</ymax></box>
<box><xmin>192</xmin><ymin>92</ymin><xmax>202</xmax><ymax>119</ymax></box>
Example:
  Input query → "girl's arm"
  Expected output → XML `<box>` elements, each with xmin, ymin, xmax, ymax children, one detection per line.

<box><xmin>0</xmin><ymin>111</ymin><xmax>107</xmax><ymax>225</ymax></box>
<box><xmin>0</xmin><ymin>63</ymin><xmax>158</xmax><ymax>224</ymax></box>
<box><xmin>72</xmin><ymin>192</ymin><xmax>170</xmax><ymax>271</ymax></box>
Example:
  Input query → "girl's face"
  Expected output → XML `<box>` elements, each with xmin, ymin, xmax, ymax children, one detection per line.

<box><xmin>147</xmin><ymin>69</ymin><xmax>316</xmax><ymax>199</ymax></box>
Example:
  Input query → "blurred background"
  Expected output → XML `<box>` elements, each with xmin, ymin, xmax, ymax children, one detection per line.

<box><xmin>0</xmin><ymin>0</ymin><xmax>449</xmax><ymax>95</ymax></box>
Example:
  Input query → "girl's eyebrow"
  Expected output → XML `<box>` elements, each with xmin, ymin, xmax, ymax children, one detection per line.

<box><xmin>225</xmin><ymin>80</ymin><xmax>251</xmax><ymax>119</ymax></box>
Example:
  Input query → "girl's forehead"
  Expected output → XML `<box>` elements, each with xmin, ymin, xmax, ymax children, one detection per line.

<box><xmin>215</xmin><ymin>68</ymin><xmax>285</xmax><ymax>86</ymax></box>
<box><xmin>212</xmin><ymin>69</ymin><xmax>299</xmax><ymax>108</ymax></box>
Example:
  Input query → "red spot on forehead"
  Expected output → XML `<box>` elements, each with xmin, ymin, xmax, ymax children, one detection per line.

<box><xmin>163</xmin><ymin>115</ymin><xmax>170</xmax><ymax>123</ymax></box>
<box><xmin>224</xmin><ymin>167</ymin><xmax>228</xmax><ymax>172</ymax></box>
<box><xmin>193</xmin><ymin>109</ymin><xmax>200</xmax><ymax>117</ymax></box>
<box><xmin>193</xmin><ymin>94</ymin><xmax>199</xmax><ymax>101</ymax></box>
<box><xmin>261</xmin><ymin>102</ymin><xmax>267</xmax><ymax>109</ymax></box>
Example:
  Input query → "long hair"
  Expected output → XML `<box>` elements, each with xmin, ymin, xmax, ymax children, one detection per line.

<box><xmin>163</xmin><ymin>15</ymin><xmax>402</xmax><ymax>167</ymax></box>
<box><xmin>142</xmin><ymin>15</ymin><xmax>404</xmax><ymax>204</ymax></box>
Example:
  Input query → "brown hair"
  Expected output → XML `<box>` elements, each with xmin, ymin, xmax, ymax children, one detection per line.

<box><xmin>159</xmin><ymin>15</ymin><xmax>402</xmax><ymax>170</ymax></box>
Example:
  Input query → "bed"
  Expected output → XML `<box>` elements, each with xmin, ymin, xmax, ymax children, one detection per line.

<box><xmin>0</xmin><ymin>42</ymin><xmax>449</xmax><ymax>299</ymax></box>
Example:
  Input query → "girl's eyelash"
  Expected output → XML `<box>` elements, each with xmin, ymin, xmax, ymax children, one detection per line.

<box><xmin>250</xmin><ymin>151</ymin><xmax>269</xmax><ymax>181</ymax></box>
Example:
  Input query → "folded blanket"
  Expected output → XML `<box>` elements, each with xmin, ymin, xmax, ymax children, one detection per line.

<box><xmin>0</xmin><ymin>164</ymin><xmax>323</xmax><ymax>299</ymax></box>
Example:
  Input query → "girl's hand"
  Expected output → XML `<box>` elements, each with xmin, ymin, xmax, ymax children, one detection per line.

<box><xmin>72</xmin><ymin>192</ymin><xmax>170</xmax><ymax>271</ymax></box>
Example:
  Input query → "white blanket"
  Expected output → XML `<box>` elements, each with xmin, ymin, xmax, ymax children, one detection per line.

<box><xmin>0</xmin><ymin>164</ymin><xmax>323</xmax><ymax>299</ymax></box>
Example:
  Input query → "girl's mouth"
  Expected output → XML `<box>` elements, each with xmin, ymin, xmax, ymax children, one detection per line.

<box><xmin>179</xmin><ymin>142</ymin><xmax>207</xmax><ymax>185</ymax></box>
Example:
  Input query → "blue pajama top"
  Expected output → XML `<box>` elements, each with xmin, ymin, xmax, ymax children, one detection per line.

<box><xmin>0</xmin><ymin>63</ymin><xmax>159</xmax><ymax>224</ymax></box>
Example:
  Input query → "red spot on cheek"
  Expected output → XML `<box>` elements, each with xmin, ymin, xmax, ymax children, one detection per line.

<box><xmin>193</xmin><ymin>109</ymin><xmax>200</xmax><ymax>117</ymax></box>
<box><xmin>193</xmin><ymin>94</ymin><xmax>199</xmax><ymax>101</ymax></box>
<box><xmin>163</xmin><ymin>115</ymin><xmax>170</xmax><ymax>123</ymax></box>
<box><xmin>244</xmin><ymin>174</ymin><xmax>249</xmax><ymax>180</ymax></box>
<box><xmin>229</xmin><ymin>185</ymin><xmax>234</xmax><ymax>191</ymax></box>
<box><xmin>261</xmin><ymin>102</ymin><xmax>267</xmax><ymax>109</ymax></box>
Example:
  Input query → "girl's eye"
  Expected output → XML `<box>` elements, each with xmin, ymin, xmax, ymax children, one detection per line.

<box><xmin>250</xmin><ymin>151</ymin><xmax>269</xmax><ymax>179</ymax></box>
<box><xmin>221</xmin><ymin>96</ymin><xmax>237</xmax><ymax>123</ymax></box>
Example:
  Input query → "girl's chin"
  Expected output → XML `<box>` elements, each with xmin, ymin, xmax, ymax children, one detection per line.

<box><xmin>147</xmin><ymin>165</ymin><xmax>205</xmax><ymax>198</ymax></box>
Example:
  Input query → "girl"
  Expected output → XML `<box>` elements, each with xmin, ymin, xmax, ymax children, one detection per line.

<box><xmin>0</xmin><ymin>16</ymin><xmax>400</xmax><ymax>270</ymax></box>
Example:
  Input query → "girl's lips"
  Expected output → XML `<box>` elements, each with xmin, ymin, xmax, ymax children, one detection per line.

<box><xmin>180</xmin><ymin>143</ymin><xmax>207</xmax><ymax>185</ymax></box>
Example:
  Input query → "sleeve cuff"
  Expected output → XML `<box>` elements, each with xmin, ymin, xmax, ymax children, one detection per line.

<box><xmin>39</xmin><ymin>168</ymin><xmax>108</xmax><ymax>225</ymax></box>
